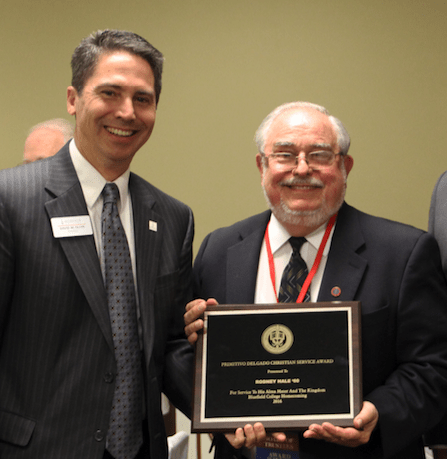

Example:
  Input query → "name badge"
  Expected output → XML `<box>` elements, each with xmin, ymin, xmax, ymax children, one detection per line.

<box><xmin>51</xmin><ymin>215</ymin><xmax>93</xmax><ymax>238</ymax></box>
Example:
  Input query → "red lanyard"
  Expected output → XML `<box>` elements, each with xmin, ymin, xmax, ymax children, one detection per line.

<box><xmin>265</xmin><ymin>213</ymin><xmax>337</xmax><ymax>303</ymax></box>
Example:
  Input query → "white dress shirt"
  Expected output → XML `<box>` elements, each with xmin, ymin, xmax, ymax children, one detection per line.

<box><xmin>69</xmin><ymin>140</ymin><xmax>136</xmax><ymax>283</ymax></box>
<box><xmin>255</xmin><ymin>213</ymin><xmax>335</xmax><ymax>304</ymax></box>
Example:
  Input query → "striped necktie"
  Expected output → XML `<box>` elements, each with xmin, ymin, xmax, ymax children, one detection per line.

<box><xmin>278</xmin><ymin>237</ymin><xmax>310</xmax><ymax>303</ymax></box>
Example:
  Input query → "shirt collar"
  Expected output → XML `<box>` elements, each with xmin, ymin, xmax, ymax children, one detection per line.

<box><xmin>269</xmin><ymin>212</ymin><xmax>334</xmax><ymax>255</ymax></box>
<box><xmin>69</xmin><ymin>139</ymin><xmax>130</xmax><ymax>211</ymax></box>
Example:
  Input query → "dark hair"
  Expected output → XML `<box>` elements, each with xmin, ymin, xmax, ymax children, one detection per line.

<box><xmin>71</xmin><ymin>29</ymin><xmax>164</xmax><ymax>105</ymax></box>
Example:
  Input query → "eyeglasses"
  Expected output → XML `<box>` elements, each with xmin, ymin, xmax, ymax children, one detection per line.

<box><xmin>262</xmin><ymin>151</ymin><xmax>342</xmax><ymax>170</ymax></box>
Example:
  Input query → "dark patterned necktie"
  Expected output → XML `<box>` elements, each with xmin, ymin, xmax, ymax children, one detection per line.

<box><xmin>102</xmin><ymin>183</ymin><xmax>143</xmax><ymax>459</ymax></box>
<box><xmin>278</xmin><ymin>237</ymin><xmax>310</xmax><ymax>303</ymax></box>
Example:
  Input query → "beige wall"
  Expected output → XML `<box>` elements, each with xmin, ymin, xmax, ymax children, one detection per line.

<box><xmin>1</xmin><ymin>3</ymin><xmax>445</xmax><ymax>457</ymax></box>
<box><xmin>1</xmin><ymin>0</ymin><xmax>446</xmax><ymax>252</ymax></box>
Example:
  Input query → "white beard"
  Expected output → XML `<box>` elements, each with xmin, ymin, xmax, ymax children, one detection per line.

<box><xmin>262</xmin><ymin>185</ymin><xmax>345</xmax><ymax>229</ymax></box>
<box><xmin>262</xmin><ymin>163</ymin><xmax>347</xmax><ymax>230</ymax></box>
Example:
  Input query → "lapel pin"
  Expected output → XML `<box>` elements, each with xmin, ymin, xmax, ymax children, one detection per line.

<box><xmin>331</xmin><ymin>286</ymin><xmax>341</xmax><ymax>297</ymax></box>
<box><xmin>149</xmin><ymin>220</ymin><xmax>158</xmax><ymax>232</ymax></box>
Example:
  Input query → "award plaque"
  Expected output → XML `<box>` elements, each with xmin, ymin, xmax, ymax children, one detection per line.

<box><xmin>191</xmin><ymin>302</ymin><xmax>362</xmax><ymax>432</ymax></box>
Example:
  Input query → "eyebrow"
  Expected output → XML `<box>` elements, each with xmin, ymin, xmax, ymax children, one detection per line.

<box><xmin>273</xmin><ymin>141</ymin><xmax>332</xmax><ymax>150</ymax></box>
<box><xmin>95</xmin><ymin>83</ymin><xmax>155</xmax><ymax>97</ymax></box>
<box><xmin>273</xmin><ymin>141</ymin><xmax>295</xmax><ymax>149</ymax></box>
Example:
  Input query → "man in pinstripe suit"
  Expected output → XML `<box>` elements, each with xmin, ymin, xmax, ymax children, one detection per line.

<box><xmin>0</xmin><ymin>30</ymin><xmax>194</xmax><ymax>458</ymax></box>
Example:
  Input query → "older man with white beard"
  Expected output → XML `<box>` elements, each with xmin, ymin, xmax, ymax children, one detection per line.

<box><xmin>185</xmin><ymin>102</ymin><xmax>447</xmax><ymax>459</ymax></box>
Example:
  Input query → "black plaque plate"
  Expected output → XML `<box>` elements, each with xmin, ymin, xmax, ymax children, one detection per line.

<box><xmin>192</xmin><ymin>302</ymin><xmax>362</xmax><ymax>432</ymax></box>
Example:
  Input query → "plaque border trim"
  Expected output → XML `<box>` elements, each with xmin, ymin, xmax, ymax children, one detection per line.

<box><xmin>192</xmin><ymin>302</ymin><xmax>362</xmax><ymax>433</ymax></box>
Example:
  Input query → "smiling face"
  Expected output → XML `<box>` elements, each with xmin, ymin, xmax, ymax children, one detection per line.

<box><xmin>256</xmin><ymin>107</ymin><xmax>353</xmax><ymax>236</ymax></box>
<box><xmin>67</xmin><ymin>51</ymin><xmax>156</xmax><ymax>181</ymax></box>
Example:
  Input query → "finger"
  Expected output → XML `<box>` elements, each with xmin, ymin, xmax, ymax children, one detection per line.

<box><xmin>225</xmin><ymin>428</ymin><xmax>246</xmax><ymax>449</ymax></box>
<box><xmin>253</xmin><ymin>422</ymin><xmax>266</xmax><ymax>437</ymax></box>
<box><xmin>302</xmin><ymin>423</ymin><xmax>333</xmax><ymax>441</ymax></box>
<box><xmin>187</xmin><ymin>333</ymin><xmax>197</xmax><ymax>345</ymax></box>
<box><xmin>184</xmin><ymin>318</ymin><xmax>204</xmax><ymax>334</ymax></box>
<box><xmin>183</xmin><ymin>304</ymin><xmax>205</xmax><ymax>331</ymax></box>
<box><xmin>184</xmin><ymin>298</ymin><xmax>216</xmax><ymax>325</ymax></box>
<box><xmin>184</xmin><ymin>318</ymin><xmax>204</xmax><ymax>342</ymax></box>
<box><xmin>184</xmin><ymin>300</ymin><xmax>206</xmax><ymax>321</ymax></box>
<box><xmin>206</xmin><ymin>298</ymin><xmax>219</xmax><ymax>306</ymax></box>
<box><xmin>243</xmin><ymin>423</ymin><xmax>268</xmax><ymax>448</ymax></box>
<box><xmin>304</xmin><ymin>419</ymin><xmax>373</xmax><ymax>447</ymax></box>
<box><xmin>321</xmin><ymin>423</ymin><xmax>354</xmax><ymax>441</ymax></box>
<box><xmin>185</xmin><ymin>299</ymin><xmax>199</xmax><ymax>312</ymax></box>
<box><xmin>354</xmin><ymin>401</ymin><xmax>378</xmax><ymax>431</ymax></box>
<box><xmin>250</xmin><ymin>422</ymin><xmax>267</xmax><ymax>446</ymax></box>
<box><xmin>187</xmin><ymin>298</ymin><xmax>207</xmax><ymax>312</ymax></box>
<box><xmin>271</xmin><ymin>431</ymin><xmax>287</xmax><ymax>442</ymax></box>
<box><xmin>319</xmin><ymin>423</ymin><xmax>367</xmax><ymax>447</ymax></box>
<box><xmin>243</xmin><ymin>424</ymin><xmax>256</xmax><ymax>448</ymax></box>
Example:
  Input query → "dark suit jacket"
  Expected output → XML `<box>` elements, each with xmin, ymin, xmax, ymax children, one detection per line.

<box><xmin>425</xmin><ymin>170</ymin><xmax>447</xmax><ymax>446</ymax></box>
<box><xmin>194</xmin><ymin>203</ymin><xmax>447</xmax><ymax>459</ymax></box>
<box><xmin>430</xmin><ymin>171</ymin><xmax>447</xmax><ymax>274</ymax></box>
<box><xmin>0</xmin><ymin>145</ymin><xmax>194</xmax><ymax>458</ymax></box>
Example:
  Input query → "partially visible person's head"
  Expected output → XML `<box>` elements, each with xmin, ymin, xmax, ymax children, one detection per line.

<box><xmin>255</xmin><ymin>102</ymin><xmax>353</xmax><ymax>236</ymax></box>
<box><xmin>71</xmin><ymin>29</ymin><xmax>164</xmax><ymax>105</ymax></box>
<box><xmin>23</xmin><ymin>118</ymin><xmax>74</xmax><ymax>163</ymax></box>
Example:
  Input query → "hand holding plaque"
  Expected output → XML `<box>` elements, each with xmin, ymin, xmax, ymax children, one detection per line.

<box><xmin>184</xmin><ymin>297</ymin><xmax>217</xmax><ymax>345</ymax></box>
<box><xmin>303</xmin><ymin>400</ymin><xmax>378</xmax><ymax>447</ymax></box>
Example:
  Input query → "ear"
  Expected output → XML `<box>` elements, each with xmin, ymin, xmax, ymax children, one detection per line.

<box><xmin>256</xmin><ymin>153</ymin><xmax>265</xmax><ymax>180</ymax></box>
<box><xmin>67</xmin><ymin>86</ymin><xmax>78</xmax><ymax>116</ymax></box>
<box><xmin>343</xmin><ymin>154</ymin><xmax>354</xmax><ymax>176</ymax></box>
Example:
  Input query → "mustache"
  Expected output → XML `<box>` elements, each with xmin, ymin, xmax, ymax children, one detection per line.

<box><xmin>279</xmin><ymin>177</ymin><xmax>324</xmax><ymax>188</ymax></box>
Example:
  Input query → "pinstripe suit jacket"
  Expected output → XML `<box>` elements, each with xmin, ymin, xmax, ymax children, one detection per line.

<box><xmin>0</xmin><ymin>144</ymin><xmax>194</xmax><ymax>458</ymax></box>
<box><xmin>194</xmin><ymin>203</ymin><xmax>447</xmax><ymax>459</ymax></box>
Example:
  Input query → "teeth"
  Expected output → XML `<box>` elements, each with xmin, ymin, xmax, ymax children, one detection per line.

<box><xmin>289</xmin><ymin>185</ymin><xmax>313</xmax><ymax>189</ymax></box>
<box><xmin>107</xmin><ymin>127</ymin><xmax>134</xmax><ymax>137</ymax></box>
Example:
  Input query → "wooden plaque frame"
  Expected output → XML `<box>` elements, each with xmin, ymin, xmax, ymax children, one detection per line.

<box><xmin>192</xmin><ymin>302</ymin><xmax>362</xmax><ymax>432</ymax></box>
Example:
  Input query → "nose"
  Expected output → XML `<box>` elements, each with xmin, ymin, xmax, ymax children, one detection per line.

<box><xmin>292</xmin><ymin>154</ymin><xmax>312</xmax><ymax>176</ymax></box>
<box><xmin>116</xmin><ymin>97</ymin><xmax>136</xmax><ymax>121</ymax></box>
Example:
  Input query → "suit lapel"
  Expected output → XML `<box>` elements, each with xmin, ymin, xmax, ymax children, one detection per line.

<box><xmin>44</xmin><ymin>147</ymin><xmax>113</xmax><ymax>351</ymax></box>
<box><xmin>129</xmin><ymin>174</ymin><xmax>160</xmax><ymax>361</ymax></box>
<box><xmin>226</xmin><ymin>212</ymin><xmax>271</xmax><ymax>304</ymax></box>
<box><xmin>223</xmin><ymin>206</ymin><xmax>367</xmax><ymax>304</ymax></box>
<box><xmin>318</xmin><ymin>203</ymin><xmax>367</xmax><ymax>302</ymax></box>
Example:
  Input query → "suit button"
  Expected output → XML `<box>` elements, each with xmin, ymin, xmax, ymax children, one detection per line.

<box><xmin>95</xmin><ymin>430</ymin><xmax>104</xmax><ymax>442</ymax></box>
<box><xmin>104</xmin><ymin>372</ymin><xmax>114</xmax><ymax>383</ymax></box>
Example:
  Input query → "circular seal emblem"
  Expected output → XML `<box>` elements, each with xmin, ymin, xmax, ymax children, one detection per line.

<box><xmin>261</xmin><ymin>324</ymin><xmax>294</xmax><ymax>355</ymax></box>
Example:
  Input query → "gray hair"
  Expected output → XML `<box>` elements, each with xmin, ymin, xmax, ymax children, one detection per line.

<box><xmin>28</xmin><ymin>118</ymin><xmax>74</xmax><ymax>143</ymax></box>
<box><xmin>71</xmin><ymin>29</ymin><xmax>164</xmax><ymax>105</ymax></box>
<box><xmin>254</xmin><ymin>101</ymin><xmax>351</xmax><ymax>155</ymax></box>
